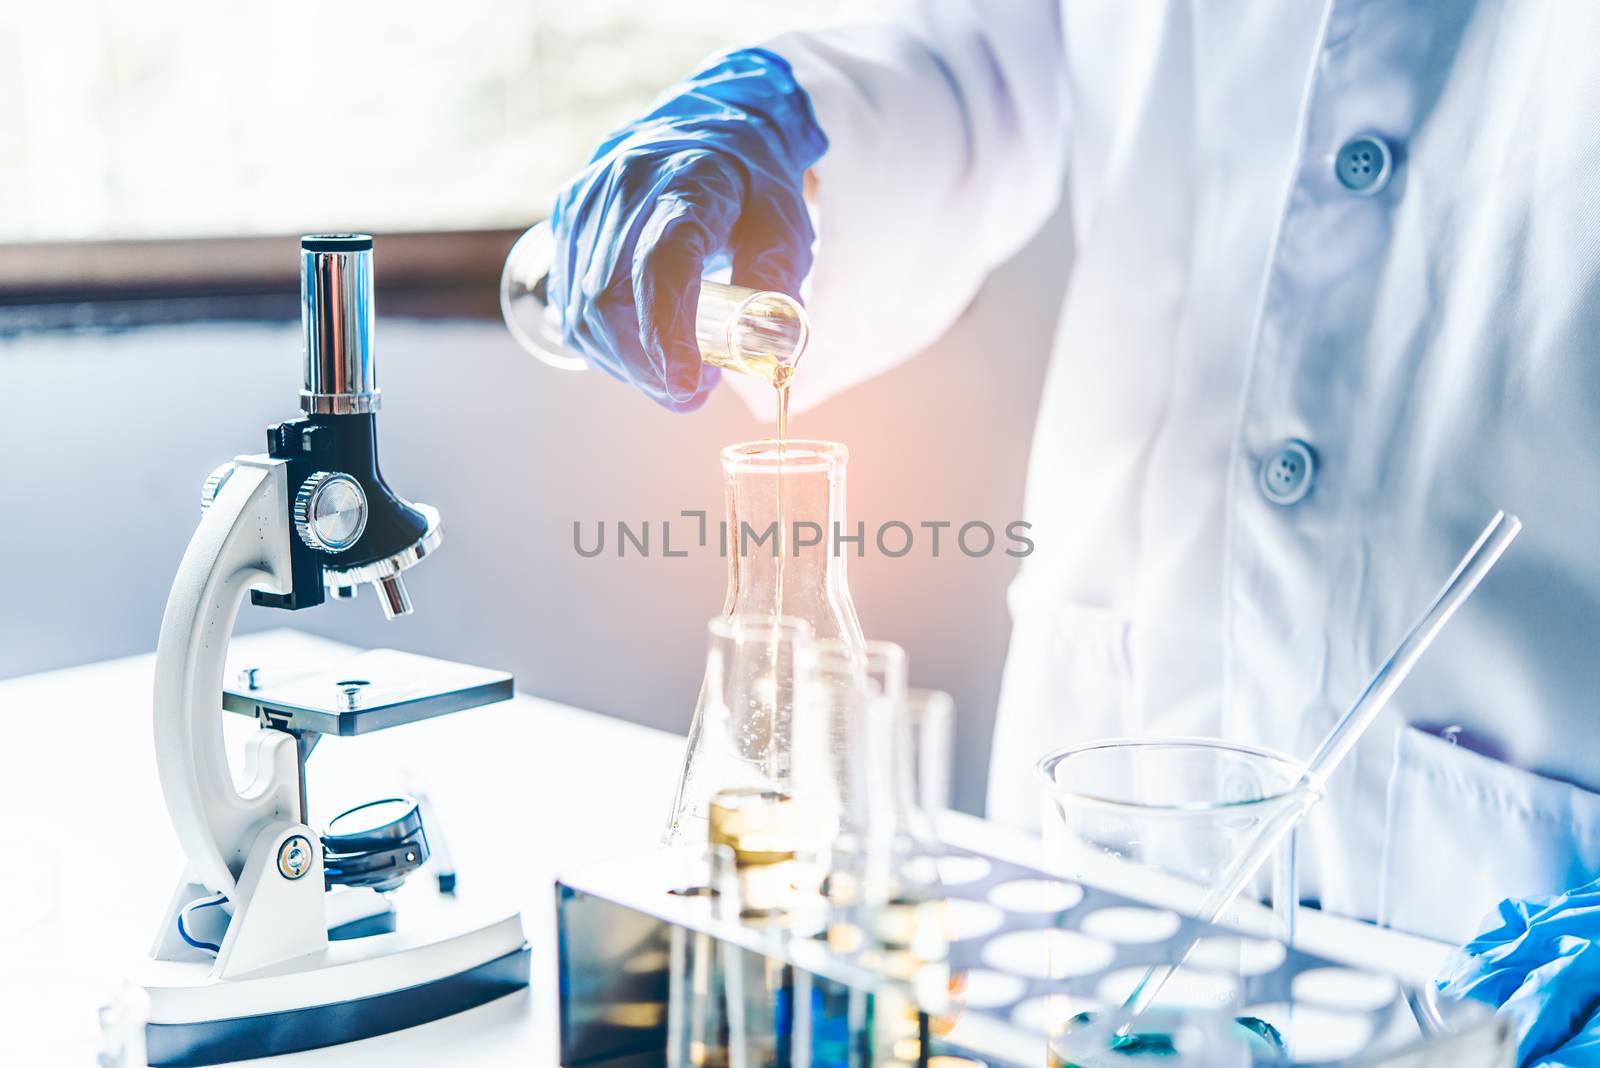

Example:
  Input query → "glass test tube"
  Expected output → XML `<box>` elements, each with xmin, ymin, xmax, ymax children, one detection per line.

<box><xmin>500</xmin><ymin>221</ymin><xmax>809</xmax><ymax>386</ymax></box>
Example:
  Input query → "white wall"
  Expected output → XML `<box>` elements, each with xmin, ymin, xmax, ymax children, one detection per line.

<box><xmin>0</xmin><ymin>208</ymin><xmax>1068</xmax><ymax>812</ymax></box>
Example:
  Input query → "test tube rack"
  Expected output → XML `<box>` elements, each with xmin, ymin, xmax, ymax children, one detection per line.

<box><xmin>555</xmin><ymin>830</ymin><xmax>1511</xmax><ymax>1067</ymax></box>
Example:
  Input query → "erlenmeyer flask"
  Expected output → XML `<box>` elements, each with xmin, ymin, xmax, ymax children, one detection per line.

<box><xmin>664</xmin><ymin>440</ymin><xmax>866</xmax><ymax>846</ymax></box>
<box><xmin>676</xmin><ymin>616</ymin><xmax>812</xmax><ymax>845</ymax></box>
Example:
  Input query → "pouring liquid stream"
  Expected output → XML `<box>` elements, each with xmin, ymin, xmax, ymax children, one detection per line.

<box><xmin>772</xmin><ymin>366</ymin><xmax>790</xmax><ymax>790</ymax></box>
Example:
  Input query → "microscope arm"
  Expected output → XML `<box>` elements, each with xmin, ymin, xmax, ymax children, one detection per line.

<box><xmin>153</xmin><ymin>457</ymin><xmax>300</xmax><ymax>898</ymax></box>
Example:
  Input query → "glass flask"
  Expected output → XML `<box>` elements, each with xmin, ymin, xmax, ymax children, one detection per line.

<box><xmin>500</xmin><ymin>220</ymin><xmax>809</xmax><ymax>386</ymax></box>
<box><xmin>664</xmin><ymin>441</ymin><xmax>866</xmax><ymax>846</ymax></box>
<box><xmin>673</xmin><ymin>616</ymin><xmax>813</xmax><ymax>850</ymax></box>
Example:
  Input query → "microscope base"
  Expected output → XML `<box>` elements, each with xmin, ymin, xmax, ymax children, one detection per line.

<box><xmin>132</xmin><ymin>908</ymin><xmax>528</xmax><ymax>1067</ymax></box>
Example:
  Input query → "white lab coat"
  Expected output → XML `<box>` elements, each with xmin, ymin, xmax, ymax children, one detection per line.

<box><xmin>759</xmin><ymin>0</ymin><xmax>1600</xmax><ymax>943</ymax></box>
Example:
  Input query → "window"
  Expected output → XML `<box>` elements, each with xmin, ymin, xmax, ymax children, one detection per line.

<box><xmin>0</xmin><ymin>1</ymin><xmax>861</xmax><ymax>243</ymax></box>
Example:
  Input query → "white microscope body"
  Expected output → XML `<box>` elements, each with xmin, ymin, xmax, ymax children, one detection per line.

<box><xmin>123</xmin><ymin>236</ymin><xmax>528</xmax><ymax>1067</ymax></box>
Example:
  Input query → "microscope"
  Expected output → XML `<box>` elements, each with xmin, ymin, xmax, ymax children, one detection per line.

<box><xmin>126</xmin><ymin>236</ymin><xmax>529</xmax><ymax>1066</ymax></box>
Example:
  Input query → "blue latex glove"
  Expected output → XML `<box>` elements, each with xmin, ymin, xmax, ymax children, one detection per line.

<box><xmin>1437</xmin><ymin>877</ymin><xmax>1600</xmax><ymax>1066</ymax></box>
<box><xmin>548</xmin><ymin>48</ymin><xmax>828</xmax><ymax>412</ymax></box>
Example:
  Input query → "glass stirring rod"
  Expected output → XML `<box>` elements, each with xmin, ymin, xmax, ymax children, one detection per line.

<box><xmin>1119</xmin><ymin>510</ymin><xmax>1523</xmax><ymax>1023</ymax></box>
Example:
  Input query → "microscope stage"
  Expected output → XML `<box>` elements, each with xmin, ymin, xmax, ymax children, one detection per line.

<box><xmin>223</xmin><ymin>648</ymin><xmax>513</xmax><ymax>735</ymax></box>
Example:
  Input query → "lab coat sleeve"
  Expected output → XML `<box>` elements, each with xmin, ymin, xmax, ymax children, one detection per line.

<box><xmin>734</xmin><ymin>1</ymin><xmax>1070</xmax><ymax>416</ymax></box>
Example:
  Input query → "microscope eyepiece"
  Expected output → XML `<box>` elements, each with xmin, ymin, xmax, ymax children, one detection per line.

<box><xmin>301</xmin><ymin>234</ymin><xmax>378</xmax><ymax>415</ymax></box>
<box><xmin>253</xmin><ymin>234</ymin><xmax>439</xmax><ymax>618</ymax></box>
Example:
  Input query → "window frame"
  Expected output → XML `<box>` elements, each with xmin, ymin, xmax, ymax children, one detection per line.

<box><xmin>0</xmin><ymin>228</ymin><xmax>523</xmax><ymax>333</ymax></box>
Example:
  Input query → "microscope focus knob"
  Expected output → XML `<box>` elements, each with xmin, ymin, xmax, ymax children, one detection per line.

<box><xmin>294</xmin><ymin>471</ymin><xmax>369</xmax><ymax>553</ymax></box>
<box><xmin>199</xmin><ymin>462</ymin><xmax>236</xmax><ymax>514</ymax></box>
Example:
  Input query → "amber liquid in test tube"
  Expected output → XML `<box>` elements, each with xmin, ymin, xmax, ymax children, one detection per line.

<box><xmin>500</xmin><ymin>220</ymin><xmax>810</xmax><ymax>402</ymax></box>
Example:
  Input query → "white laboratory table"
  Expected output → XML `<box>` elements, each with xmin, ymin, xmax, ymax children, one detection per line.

<box><xmin>0</xmin><ymin>630</ymin><xmax>1453</xmax><ymax>1067</ymax></box>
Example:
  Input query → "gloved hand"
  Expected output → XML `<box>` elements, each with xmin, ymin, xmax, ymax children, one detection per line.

<box><xmin>548</xmin><ymin>48</ymin><xmax>828</xmax><ymax>412</ymax></box>
<box><xmin>1437</xmin><ymin>876</ymin><xmax>1600</xmax><ymax>1066</ymax></box>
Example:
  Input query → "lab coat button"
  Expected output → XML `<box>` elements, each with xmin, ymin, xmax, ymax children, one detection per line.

<box><xmin>1334</xmin><ymin>135</ymin><xmax>1393</xmax><ymax>195</ymax></box>
<box><xmin>1259</xmin><ymin>440</ymin><xmax>1316</xmax><ymax>506</ymax></box>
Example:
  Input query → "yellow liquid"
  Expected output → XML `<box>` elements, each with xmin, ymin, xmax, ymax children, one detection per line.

<box><xmin>707</xmin><ymin>349</ymin><xmax>793</xmax><ymax>562</ymax></box>
<box><xmin>703</xmin><ymin>349</ymin><xmax>794</xmax><ymax>391</ymax></box>
<box><xmin>708</xmin><ymin>788</ymin><xmax>805</xmax><ymax>915</ymax></box>
<box><xmin>773</xmin><ymin>363</ymin><xmax>792</xmax><ymax>441</ymax></box>
<box><xmin>704</xmin><ymin>353</ymin><xmax>797</xmax><ymax>861</ymax></box>
<box><xmin>708</xmin><ymin>788</ymin><xmax>801</xmax><ymax>868</ymax></box>
<box><xmin>771</xmin><ymin>371</ymin><xmax>790</xmax><ymax>796</ymax></box>
<box><xmin>774</xmin><ymin>374</ymin><xmax>789</xmax><ymax>610</ymax></box>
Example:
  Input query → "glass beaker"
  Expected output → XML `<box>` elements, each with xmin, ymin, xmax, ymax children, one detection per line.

<box><xmin>500</xmin><ymin>221</ymin><xmax>809</xmax><ymax>386</ymax></box>
<box><xmin>1035</xmin><ymin>738</ymin><xmax>1319</xmax><ymax>1068</ymax></box>
<box><xmin>665</xmin><ymin>441</ymin><xmax>866</xmax><ymax>846</ymax></box>
<box><xmin>1037</xmin><ymin>739</ymin><xmax>1313</xmax><ymax>936</ymax></box>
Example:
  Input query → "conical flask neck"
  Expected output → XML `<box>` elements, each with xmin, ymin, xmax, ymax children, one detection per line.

<box><xmin>720</xmin><ymin>440</ymin><xmax>857</xmax><ymax>641</ymax></box>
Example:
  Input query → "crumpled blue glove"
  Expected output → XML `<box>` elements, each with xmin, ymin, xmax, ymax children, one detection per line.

<box><xmin>548</xmin><ymin>48</ymin><xmax>828</xmax><ymax>412</ymax></box>
<box><xmin>1437</xmin><ymin>876</ymin><xmax>1600</xmax><ymax>1066</ymax></box>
